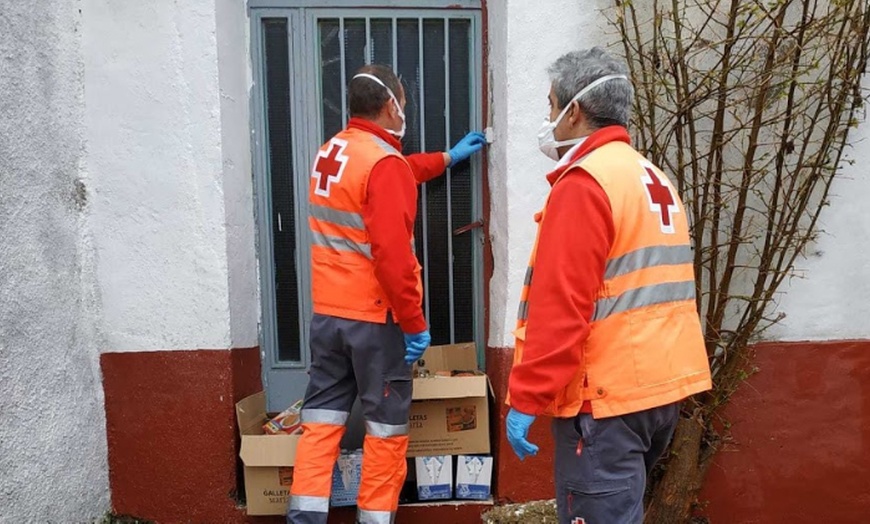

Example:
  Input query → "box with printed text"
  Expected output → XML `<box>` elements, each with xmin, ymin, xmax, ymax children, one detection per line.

<box><xmin>236</xmin><ymin>392</ymin><xmax>302</xmax><ymax>516</ymax></box>
<box><xmin>408</xmin><ymin>344</ymin><xmax>492</xmax><ymax>457</ymax></box>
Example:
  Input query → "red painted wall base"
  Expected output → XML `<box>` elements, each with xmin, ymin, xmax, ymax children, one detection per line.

<box><xmin>486</xmin><ymin>346</ymin><xmax>555</xmax><ymax>503</ymax></box>
<box><xmin>487</xmin><ymin>340</ymin><xmax>870</xmax><ymax>523</ymax></box>
<box><xmin>700</xmin><ymin>340</ymin><xmax>870</xmax><ymax>522</ymax></box>
<box><xmin>101</xmin><ymin>341</ymin><xmax>870</xmax><ymax>522</ymax></box>
<box><xmin>101</xmin><ymin>347</ymin><xmax>262</xmax><ymax>523</ymax></box>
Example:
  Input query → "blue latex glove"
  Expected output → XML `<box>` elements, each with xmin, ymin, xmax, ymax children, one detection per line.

<box><xmin>447</xmin><ymin>131</ymin><xmax>487</xmax><ymax>167</ymax></box>
<box><xmin>506</xmin><ymin>408</ymin><xmax>539</xmax><ymax>461</ymax></box>
<box><xmin>404</xmin><ymin>330</ymin><xmax>431</xmax><ymax>365</ymax></box>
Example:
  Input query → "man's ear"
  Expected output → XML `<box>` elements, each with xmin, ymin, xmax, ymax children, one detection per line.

<box><xmin>567</xmin><ymin>100</ymin><xmax>583</xmax><ymax>127</ymax></box>
<box><xmin>383</xmin><ymin>98</ymin><xmax>397</xmax><ymax>120</ymax></box>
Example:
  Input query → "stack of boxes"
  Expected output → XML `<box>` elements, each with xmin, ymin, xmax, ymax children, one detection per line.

<box><xmin>234</xmin><ymin>343</ymin><xmax>494</xmax><ymax>516</ymax></box>
<box><xmin>407</xmin><ymin>343</ymin><xmax>493</xmax><ymax>502</ymax></box>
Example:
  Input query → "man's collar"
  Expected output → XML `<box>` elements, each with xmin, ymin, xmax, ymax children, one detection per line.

<box><xmin>347</xmin><ymin>117</ymin><xmax>403</xmax><ymax>151</ymax></box>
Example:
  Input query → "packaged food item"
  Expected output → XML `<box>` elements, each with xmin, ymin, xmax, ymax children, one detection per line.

<box><xmin>415</xmin><ymin>455</ymin><xmax>453</xmax><ymax>501</ymax></box>
<box><xmin>455</xmin><ymin>455</ymin><xmax>493</xmax><ymax>500</ymax></box>
<box><xmin>331</xmin><ymin>449</ymin><xmax>363</xmax><ymax>506</ymax></box>
<box><xmin>263</xmin><ymin>399</ymin><xmax>303</xmax><ymax>435</ymax></box>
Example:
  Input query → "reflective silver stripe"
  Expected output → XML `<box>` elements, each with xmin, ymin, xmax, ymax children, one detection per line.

<box><xmin>592</xmin><ymin>280</ymin><xmax>696</xmax><ymax>322</ymax></box>
<box><xmin>517</xmin><ymin>267</ymin><xmax>533</xmax><ymax>320</ymax></box>
<box><xmin>309</xmin><ymin>204</ymin><xmax>364</xmax><ymax>230</ymax></box>
<box><xmin>517</xmin><ymin>300</ymin><xmax>529</xmax><ymax>322</ymax></box>
<box><xmin>605</xmin><ymin>245</ymin><xmax>694</xmax><ymax>280</ymax></box>
<box><xmin>301</xmin><ymin>408</ymin><xmax>349</xmax><ymax>426</ymax></box>
<box><xmin>310</xmin><ymin>230</ymin><xmax>372</xmax><ymax>259</ymax></box>
<box><xmin>371</xmin><ymin>135</ymin><xmax>400</xmax><ymax>156</ymax></box>
<box><xmin>357</xmin><ymin>509</ymin><xmax>395</xmax><ymax>524</ymax></box>
<box><xmin>523</xmin><ymin>267</ymin><xmax>534</xmax><ymax>285</ymax></box>
<box><xmin>289</xmin><ymin>495</ymin><xmax>330</xmax><ymax>513</ymax></box>
<box><xmin>365</xmin><ymin>421</ymin><xmax>409</xmax><ymax>438</ymax></box>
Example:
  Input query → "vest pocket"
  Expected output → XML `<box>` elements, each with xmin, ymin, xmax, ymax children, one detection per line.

<box><xmin>629</xmin><ymin>301</ymin><xmax>704</xmax><ymax>388</ymax></box>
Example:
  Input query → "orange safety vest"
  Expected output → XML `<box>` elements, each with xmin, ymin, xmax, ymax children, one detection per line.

<box><xmin>308</xmin><ymin>127</ymin><xmax>422</xmax><ymax>324</ymax></box>
<box><xmin>513</xmin><ymin>141</ymin><xmax>712</xmax><ymax>419</ymax></box>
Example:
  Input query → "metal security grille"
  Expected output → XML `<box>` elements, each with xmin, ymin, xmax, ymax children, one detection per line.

<box><xmin>251</xmin><ymin>3</ymin><xmax>483</xmax><ymax>410</ymax></box>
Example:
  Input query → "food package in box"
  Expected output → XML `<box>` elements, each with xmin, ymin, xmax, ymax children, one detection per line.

<box><xmin>263</xmin><ymin>399</ymin><xmax>304</xmax><ymax>435</ymax></box>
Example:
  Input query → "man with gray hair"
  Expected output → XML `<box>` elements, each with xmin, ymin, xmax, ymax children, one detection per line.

<box><xmin>505</xmin><ymin>48</ymin><xmax>712</xmax><ymax>523</ymax></box>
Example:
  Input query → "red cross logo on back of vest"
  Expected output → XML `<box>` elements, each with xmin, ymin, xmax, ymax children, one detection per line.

<box><xmin>312</xmin><ymin>138</ymin><xmax>349</xmax><ymax>198</ymax></box>
<box><xmin>572</xmin><ymin>518</ymin><xmax>587</xmax><ymax>524</ymax></box>
<box><xmin>639</xmin><ymin>161</ymin><xmax>679</xmax><ymax>234</ymax></box>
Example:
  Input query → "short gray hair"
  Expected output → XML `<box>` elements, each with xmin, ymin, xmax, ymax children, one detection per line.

<box><xmin>547</xmin><ymin>47</ymin><xmax>634</xmax><ymax>129</ymax></box>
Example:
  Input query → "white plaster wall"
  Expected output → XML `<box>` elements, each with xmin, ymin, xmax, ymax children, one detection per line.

<box><xmin>487</xmin><ymin>0</ymin><xmax>616</xmax><ymax>348</ymax></box>
<box><xmin>216</xmin><ymin>0</ymin><xmax>259</xmax><ymax>349</ymax></box>
<box><xmin>84</xmin><ymin>0</ymin><xmax>257</xmax><ymax>351</ymax></box>
<box><xmin>0</xmin><ymin>3</ymin><xmax>110</xmax><ymax>522</ymax></box>
<box><xmin>766</xmin><ymin>74</ymin><xmax>870</xmax><ymax>341</ymax></box>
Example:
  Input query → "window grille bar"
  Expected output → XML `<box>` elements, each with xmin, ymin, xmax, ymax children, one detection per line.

<box><xmin>339</xmin><ymin>17</ymin><xmax>347</xmax><ymax>125</ymax></box>
<box><xmin>365</xmin><ymin>17</ymin><xmax>371</xmax><ymax>64</ymax></box>
<box><xmin>444</xmin><ymin>18</ymin><xmax>455</xmax><ymax>344</ymax></box>
<box><xmin>391</xmin><ymin>18</ymin><xmax>397</xmax><ymax>71</ymax></box>
<box><xmin>417</xmin><ymin>18</ymin><xmax>431</xmax><ymax>324</ymax></box>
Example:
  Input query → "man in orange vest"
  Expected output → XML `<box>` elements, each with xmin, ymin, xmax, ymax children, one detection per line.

<box><xmin>288</xmin><ymin>64</ymin><xmax>486</xmax><ymax>524</ymax></box>
<box><xmin>506</xmin><ymin>48</ymin><xmax>712</xmax><ymax>524</ymax></box>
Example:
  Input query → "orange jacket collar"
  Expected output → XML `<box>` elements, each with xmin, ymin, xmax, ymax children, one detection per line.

<box><xmin>546</xmin><ymin>126</ymin><xmax>631</xmax><ymax>186</ymax></box>
<box><xmin>348</xmin><ymin>117</ymin><xmax>403</xmax><ymax>152</ymax></box>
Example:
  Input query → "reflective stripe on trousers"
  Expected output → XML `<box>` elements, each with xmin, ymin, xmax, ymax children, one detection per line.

<box><xmin>365</xmin><ymin>421</ymin><xmax>409</xmax><ymax>438</ymax></box>
<box><xmin>288</xmin><ymin>495</ymin><xmax>329</xmax><ymax>513</ymax></box>
<box><xmin>357</xmin><ymin>509</ymin><xmax>395</xmax><ymax>524</ymax></box>
<box><xmin>302</xmin><ymin>408</ymin><xmax>350</xmax><ymax>426</ymax></box>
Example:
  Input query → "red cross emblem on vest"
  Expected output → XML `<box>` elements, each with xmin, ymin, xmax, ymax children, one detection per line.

<box><xmin>312</xmin><ymin>138</ymin><xmax>349</xmax><ymax>198</ymax></box>
<box><xmin>640</xmin><ymin>161</ymin><xmax>679</xmax><ymax>234</ymax></box>
<box><xmin>572</xmin><ymin>518</ymin><xmax>587</xmax><ymax>524</ymax></box>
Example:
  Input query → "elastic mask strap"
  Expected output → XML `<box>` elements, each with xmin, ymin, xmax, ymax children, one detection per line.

<box><xmin>353</xmin><ymin>73</ymin><xmax>401</xmax><ymax>108</ymax></box>
<box><xmin>552</xmin><ymin>74</ymin><xmax>629</xmax><ymax>128</ymax></box>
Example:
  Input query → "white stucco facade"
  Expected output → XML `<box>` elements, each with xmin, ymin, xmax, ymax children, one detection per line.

<box><xmin>2</xmin><ymin>0</ymin><xmax>256</xmax><ymax>521</ymax></box>
<box><xmin>83</xmin><ymin>0</ymin><xmax>257</xmax><ymax>353</ymax></box>
<box><xmin>766</xmin><ymin>89</ymin><xmax>870</xmax><ymax>341</ymax></box>
<box><xmin>485</xmin><ymin>2</ymin><xmax>870</xmax><ymax>346</ymax></box>
<box><xmin>2</xmin><ymin>1</ymin><xmax>869</xmax><ymax>522</ymax></box>
<box><xmin>1</xmin><ymin>3</ymin><xmax>110</xmax><ymax>522</ymax></box>
<box><xmin>486</xmin><ymin>0</ymin><xmax>617</xmax><ymax>348</ymax></box>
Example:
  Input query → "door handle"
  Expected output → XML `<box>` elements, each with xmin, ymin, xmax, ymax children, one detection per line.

<box><xmin>453</xmin><ymin>220</ymin><xmax>485</xmax><ymax>236</ymax></box>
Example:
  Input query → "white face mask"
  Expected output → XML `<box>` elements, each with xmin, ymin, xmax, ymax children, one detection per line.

<box><xmin>537</xmin><ymin>74</ymin><xmax>628</xmax><ymax>161</ymax></box>
<box><xmin>352</xmin><ymin>73</ymin><xmax>406</xmax><ymax>139</ymax></box>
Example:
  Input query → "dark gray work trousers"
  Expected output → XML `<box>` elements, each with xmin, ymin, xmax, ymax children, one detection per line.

<box><xmin>287</xmin><ymin>313</ymin><xmax>411</xmax><ymax>524</ymax></box>
<box><xmin>552</xmin><ymin>402</ymin><xmax>681</xmax><ymax>524</ymax></box>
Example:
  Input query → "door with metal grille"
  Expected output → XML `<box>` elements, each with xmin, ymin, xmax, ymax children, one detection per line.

<box><xmin>250</xmin><ymin>2</ymin><xmax>485</xmax><ymax>410</ymax></box>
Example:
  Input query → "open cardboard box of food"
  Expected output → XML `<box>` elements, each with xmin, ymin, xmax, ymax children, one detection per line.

<box><xmin>235</xmin><ymin>392</ymin><xmax>301</xmax><ymax>516</ymax></box>
<box><xmin>408</xmin><ymin>343</ymin><xmax>493</xmax><ymax>457</ymax></box>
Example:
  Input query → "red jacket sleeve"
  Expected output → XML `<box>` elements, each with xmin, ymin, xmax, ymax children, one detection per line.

<box><xmin>405</xmin><ymin>152</ymin><xmax>448</xmax><ymax>184</ymax></box>
<box><xmin>363</xmin><ymin>156</ymin><xmax>427</xmax><ymax>334</ymax></box>
<box><xmin>507</xmin><ymin>169</ymin><xmax>615</xmax><ymax>415</ymax></box>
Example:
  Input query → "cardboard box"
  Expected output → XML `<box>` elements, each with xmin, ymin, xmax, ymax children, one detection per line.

<box><xmin>415</xmin><ymin>456</ymin><xmax>453</xmax><ymax>501</ymax></box>
<box><xmin>408</xmin><ymin>344</ymin><xmax>492</xmax><ymax>457</ymax></box>
<box><xmin>331</xmin><ymin>449</ymin><xmax>363</xmax><ymax>507</ymax></box>
<box><xmin>455</xmin><ymin>455</ymin><xmax>493</xmax><ymax>500</ymax></box>
<box><xmin>236</xmin><ymin>392</ymin><xmax>302</xmax><ymax>516</ymax></box>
